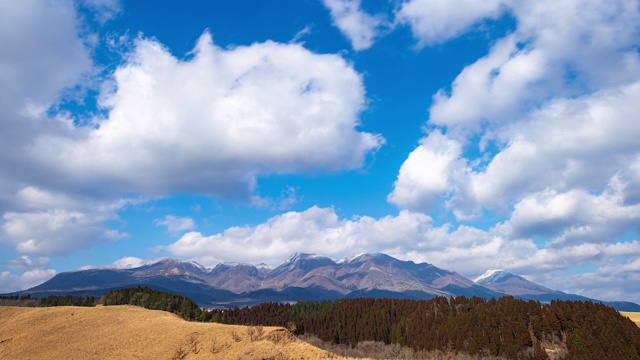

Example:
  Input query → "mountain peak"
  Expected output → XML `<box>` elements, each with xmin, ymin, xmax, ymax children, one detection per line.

<box><xmin>152</xmin><ymin>258</ymin><xmax>197</xmax><ymax>265</ymax></box>
<box><xmin>282</xmin><ymin>253</ymin><xmax>334</xmax><ymax>267</ymax></box>
<box><xmin>474</xmin><ymin>269</ymin><xmax>511</xmax><ymax>284</ymax></box>
<box><xmin>218</xmin><ymin>262</ymin><xmax>254</xmax><ymax>268</ymax></box>
<box><xmin>474</xmin><ymin>270</ymin><xmax>557</xmax><ymax>296</ymax></box>
<box><xmin>336</xmin><ymin>253</ymin><xmax>364</xmax><ymax>263</ymax></box>
<box><xmin>136</xmin><ymin>258</ymin><xmax>206</xmax><ymax>275</ymax></box>
<box><xmin>287</xmin><ymin>253</ymin><xmax>321</xmax><ymax>261</ymax></box>
<box><xmin>339</xmin><ymin>253</ymin><xmax>396</xmax><ymax>265</ymax></box>
<box><xmin>268</xmin><ymin>253</ymin><xmax>336</xmax><ymax>278</ymax></box>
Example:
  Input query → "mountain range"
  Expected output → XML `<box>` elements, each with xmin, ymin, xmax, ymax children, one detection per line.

<box><xmin>8</xmin><ymin>253</ymin><xmax>640</xmax><ymax>311</ymax></box>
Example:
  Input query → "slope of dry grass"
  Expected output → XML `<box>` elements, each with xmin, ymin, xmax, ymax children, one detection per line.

<box><xmin>0</xmin><ymin>305</ymin><xmax>337</xmax><ymax>359</ymax></box>
<box><xmin>621</xmin><ymin>312</ymin><xmax>640</xmax><ymax>328</ymax></box>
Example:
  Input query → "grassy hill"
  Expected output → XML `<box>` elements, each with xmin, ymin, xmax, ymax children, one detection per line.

<box><xmin>622</xmin><ymin>312</ymin><xmax>640</xmax><ymax>327</ymax></box>
<box><xmin>0</xmin><ymin>305</ymin><xmax>336</xmax><ymax>359</ymax></box>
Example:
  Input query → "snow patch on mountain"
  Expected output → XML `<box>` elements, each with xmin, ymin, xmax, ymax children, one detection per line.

<box><xmin>336</xmin><ymin>253</ymin><xmax>365</xmax><ymax>264</ymax></box>
<box><xmin>474</xmin><ymin>269</ymin><xmax>510</xmax><ymax>284</ymax></box>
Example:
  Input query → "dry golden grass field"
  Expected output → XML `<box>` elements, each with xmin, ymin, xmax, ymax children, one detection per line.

<box><xmin>0</xmin><ymin>305</ymin><xmax>341</xmax><ymax>360</ymax></box>
<box><xmin>621</xmin><ymin>312</ymin><xmax>640</xmax><ymax>328</ymax></box>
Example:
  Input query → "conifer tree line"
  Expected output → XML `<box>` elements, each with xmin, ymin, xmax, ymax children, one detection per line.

<box><xmin>0</xmin><ymin>293</ymin><xmax>96</xmax><ymax>307</ymax></box>
<box><xmin>101</xmin><ymin>286</ymin><xmax>207</xmax><ymax>321</ymax></box>
<box><xmin>209</xmin><ymin>296</ymin><xmax>640</xmax><ymax>360</ymax></box>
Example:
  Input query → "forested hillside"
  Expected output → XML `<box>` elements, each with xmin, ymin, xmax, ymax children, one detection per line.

<box><xmin>102</xmin><ymin>286</ymin><xmax>207</xmax><ymax>321</ymax></box>
<box><xmin>210</xmin><ymin>296</ymin><xmax>640</xmax><ymax>360</ymax></box>
<box><xmin>0</xmin><ymin>293</ymin><xmax>96</xmax><ymax>307</ymax></box>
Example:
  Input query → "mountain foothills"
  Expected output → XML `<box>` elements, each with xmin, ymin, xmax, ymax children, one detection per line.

<box><xmin>9</xmin><ymin>253</ymin><xmax>640</xmax><ymax>311</ymax></box>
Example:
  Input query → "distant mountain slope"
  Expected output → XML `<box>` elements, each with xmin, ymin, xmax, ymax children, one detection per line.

<box><xmin>473</xmin><ymin>269</ymin><xmax>640</xmax><ymax>311</ymax></box>
<box><xmin>7</xmin><ymin>253</ymin><xmax>640</xmax><ymax>311</ymax></box>
<box><xmin>474</xmin><ymin>269</ymin><xmax>555</xmax><ymax>296</ymax></box>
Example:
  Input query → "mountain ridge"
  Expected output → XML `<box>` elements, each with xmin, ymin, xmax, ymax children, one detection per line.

<box><xmin>7</xmin><ymin>253</ymin><xmax>640</xmax><ymax>311</ymax></box>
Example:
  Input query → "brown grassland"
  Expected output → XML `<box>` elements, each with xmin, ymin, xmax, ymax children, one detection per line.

<box><xmin>0</xmin><ymin>305</ymin><xmax>340</xmax><ymax>360</ymax></box>
<box><xmin>621</xmin><ymin>311</ymin><xmax>640</xmax><ymax>328</ymax></box>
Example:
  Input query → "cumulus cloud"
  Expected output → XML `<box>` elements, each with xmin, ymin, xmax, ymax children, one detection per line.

<box><xmin>166</xmin><ymin>206</ymin><xmax>529</xmax><ymax>276</ymax></box>
<box><xmin>0</xmin><ymin>187</ymin><xmax>128</xmax><ymax>256</ymax></box>
<box><xmin>167</xmin><ymin>206</ymin><xmax>434</xmax><ymax>267</ymax></box>
<box><xmin>391</xmin><ymin>0</ymin><xmax>640</xmax><ymax>222</ymax></box>
<box><xmin>500</xmin><ymin>176</ymin><xmax>640</xmax><ymax>245</ymax></box>
<box><xmin>469</xmin><ymin>83</ymin><xmax>640</xmax><ymax>207</ymax></box>
<box><xmin>428</xmin><ymin>0</ymin><xmax>640</xmax><ymax>132</ymax></box>
<box><xmin>396</xmin><ymin>0</ymin><xmax>506</xmax><ymax>46</ymax></box>
<box><xmin>0</xmin><ymin>0</ymin><xmax>92</xmax><ymax>106</ymax></box>
<box><xmin>0</xmin><ymin>0</ymin><xmax>92</xmax><ymax>190</ymax></box>
<box><xmin>322</xmin><ymin>0</ymin><xmax>386</xmax><ymax>50</ymax></box>
<box><xmin>388</xmin><ymin>130</ymin><xmax>466</xmax><ymax>211</ymax></box>
<box><xmin>28</xmin><ymin>32</ymin><xmax>383</xmax><ymax>199</ymax></box>
<box><xmin>109</xmin><ymin>256</ymin><xmax>151</xmax><ymax>269</ymax></box>
<box><xmin>524</xmin><ymin>242</ymin><xmax>640</xmax><ymax>303</ymax></box>
<box><xmin>0</xmin><ymin>13</ymin><xmax>382</xmax><ymax>258</ymax></box>
<box><xmin>0</xmin><ymin>269</ymin><xmax>56</xmax><ymax>293</ymax></box>
<box><xmin>4</xmin><ymin>255</ymin><xmax>50</xmax><ymax>272</ymax></box>
<box><xmin>0</xmin><ymin>255</ymin><xmax>56</xmax><ymax>293</ymax></box>
<box><xmin>0</xmin><ymin>1</ymin><xmax>124</xmax><ymax>258</ymax></box>
<box><xmin>154</xmin><ymin>215</ymin><xmax>195</xmax><ymax>235</ymax></box>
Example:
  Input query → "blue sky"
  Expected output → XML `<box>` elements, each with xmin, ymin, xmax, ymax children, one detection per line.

<box><xmin>1</xmin><ymin>0</ymin><xmax>640</xmax><ymax>303</ymax></box>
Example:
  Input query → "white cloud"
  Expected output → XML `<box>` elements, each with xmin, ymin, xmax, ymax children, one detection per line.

<box><xmin>109</xmin><ymin>256</ymin><xmax>151</xmax><ymax>269</ymax></box>
<box><xmin>428</xmin><ymin>34</ymin><xmax>548</xmax><ymax>135</ymax></box>
<box><xmin>0</xmin><ymin>0</ymin><xmax>92</xmax><ymax>105</ymax></box>
<box><xmin>466</xmin><ymin>82</ymin><xmax>640</xmax><ymax>211</ymax></box>
<box><xmin>28</xmin><ymin>32</ymin><xmax>383</xmax><ymax>199</ymax></box>
<box><xmin>538</xmin><ymin>253</ymin><xmax>640</xmax><ymax>303</ymax></box>
<box><xmin>154</xmin><ymin>215</ymin><xmax>195</xmax><ymax>235</ymax></box>
<box><xmin>167</xmin><ymin>206</ymin><xmax>433</xmax><ymax>267</ymax></box>
<box><xmin>0</xmin><ymin>187</ymin><xmax>129</xmax><ymax>256</ymax></box>
<box><xmin>388</xmin><ymin>130</ymin><xmax>466</xmax><ymax>211</ymax></box>
<box><xmin>0</xmin><ymin>20</ymin><xmax>382</xmax><ymax>258</ymax></box>
<box><xmin>166</xmin><ymin>206</ymin><xmax>533</xmax><ymax>276</ymax></box>
<box><xmin>427</xmin><ymin>0</ymin><xmax>640</xmax><ymax>132</ymax></box>
<box><xmin>0</xmin><ymin>0</ymin><xmax>93</xmax><ymax>195</ymax></box>
<box><xmin>0</xmin><ymin>255</ymin><xmax>56</xmax><ymax>293</ymax></box>
<box><xmin>396</xmin><ymin>0</ymin><xmax>506</xmax><ymax>46</ymax></box>
<box><xmin>1</xmin><ymin>209</ymin><xmax>125</xmax><ymax>256</ymax></box>
<box><xmin>4</xmin><ymin>255</ymin><xmax>50</xmax><ymax>272</ymax></box>
<box><xmin>391</xmin><ymin>0</ymin><xmax>640</xmax><ymax>224</ymax></box>
<box><xmin>500</xmin><ymin>176</ymin><xmax>640</xmax><ymax>245</ymax></box>
<box><xmin>388</xmin><ymin>82</ymin><xmax>640</xmax><ymax>284</ymax></box>
<box><xmin>20</xmin><ymin>269</ymin><xmax>56</xmax><ymax>288</ymax></box>
<box><xmin>0</xmin><ymin>1</ymin><xmax>120</xmax><ymax>258</ymax></box>
<box><xmin>322</xmin><ymin>0</ymin><xmax>386</xmax><ymax>50</ymax></box>
<box><xmin>78</xmin><ymin>0</ymin><xmax>121</xmax><ymax>23</ymax></box>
